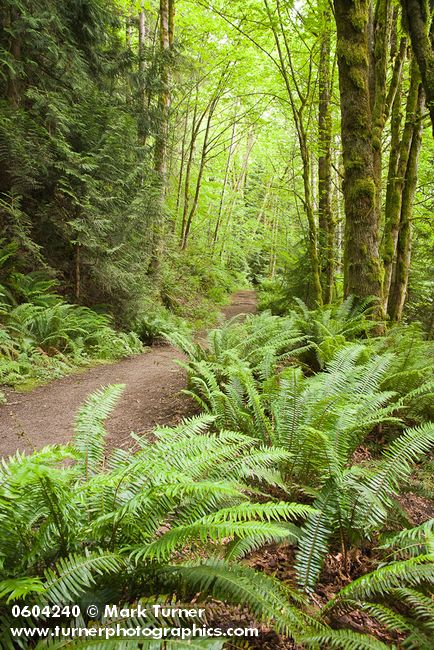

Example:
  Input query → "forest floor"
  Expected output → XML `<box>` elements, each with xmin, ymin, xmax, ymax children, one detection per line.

<box><xmin>0</xmin><ymin>290</ymin><xmax>257</xmax><ymax>458</ymax></box>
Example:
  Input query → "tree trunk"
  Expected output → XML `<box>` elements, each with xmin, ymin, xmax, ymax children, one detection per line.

<box><xmin>175</xmin><ymin>97</ymin><xmax>190</xmax><ymax>219</ymax></box>
<box><xmin>6</xmin><ymin>8</ymin><xmax>21</xmax><ymax>107</ymax></box>
<box><xmin>212</xmin><ymin>110</ymin><xmax>238</xmax><ymax>251</ymax></box>
<box><xmin>181</xmin><ymin>99</ymin><xmax>216</xmax><ymax>250</ymax></box>
<box><xmin>318</xmin><ymin>11</ymin><xmax>334</xmax><ymax>303</ymax></box>
<box><xmin>300</xmin><ymin>134</ymin><xmax>323</xmax><ymax>306</ymax></box>
<box><xmin>154</xmin><ymin>0</ymin><xmax>175</xmax><ymax>182</ymax></box>
<box><xmin>138</xmin><ymin>4</ymin><xmax>150</xmax><ymax>146</ymax></box>
<box><xmin>125</xmin><ymin>3</ymin><xmax>133</xmax><ymax>104</ymax></box>
<box><xmin>264</xmin><ymin>0</ymin><xmax>323</xmax><ymax>306</ymax></box>
<box><xmin>219</xmin><ymin>129</ymin><xmax>255</xmax><ymax>259</ymax></box>
<box><xmin>388</xmin><ymin>85</ymin><xmax>425</xmax><ymax>321</ymax></box>
<box><xmin>75</xmin><ymin>243</ymin><xmax>81</xmax><ymax>303</ymax></box>
<box><xmin>334</xmin><ymin>0</ymin><xmax>383</xmax><ymax>308</ymax></box>
<box><xmin>383</xmin><ymin>58</ymin><xmax>420</xmax><ymax>311</ymax></box>
<box><xmin>400</xmin><ymin>0</ymin><xmax>434</xmax><ymax>134</ymax></box>
<box><xmin>180</xmin><ymin>88</ymin><xmax>201</xmax><ymax>244</ymax></box>
<box><xmin>370</xmin><ymin>0</ymin><xmax>393</xmax><ymax>221</ymax></box>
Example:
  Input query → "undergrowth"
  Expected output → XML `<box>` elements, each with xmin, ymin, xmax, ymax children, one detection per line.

<box><xmin>0</xmin><ymin>248</ymin><xmax>143</xmax><ymax>389</ymax></box>
<box><xmin>166</xmin><ymin>299</ymin><xmax>434</xmax><ymax>648</ymax></box>
<box><xmin>1</xmin><ymin>287</ymin><xmax>433</xmax><ymax>648</ymax></box>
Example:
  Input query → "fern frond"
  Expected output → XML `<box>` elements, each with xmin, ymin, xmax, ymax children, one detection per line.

<box><xmin>326</xmin><ymin>555</ymin><xmax>434</xmax><ymax>607</ymax></box>
<box><xmin>44</xmin><ymin>551</ymin><xmax>124</xmax><ymax>604</ymax></box>
<box><xmin>74</xmin><ymin>385</ymin><xmax>125</xmax><ymax>479</ymax></box>
<box><xmin>163</xmin><ymin>558</ymin><xmax>309</xmax><ymax>634</ymax></box>
<box><xmin>300</xmin><ymin>626</ymin><xmax>392</xmax><ymax>649</ymax></box>
<box><xmin>295</xmin><ymin>488</ymin><xmax>335</xmax><ymax>591</ymax></box>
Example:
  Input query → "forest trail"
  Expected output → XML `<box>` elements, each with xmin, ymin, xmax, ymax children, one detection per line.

<box><xmin>0</xmin><ymin>290</ymin><xmax>257</xmax><ymax>458</ymax></box>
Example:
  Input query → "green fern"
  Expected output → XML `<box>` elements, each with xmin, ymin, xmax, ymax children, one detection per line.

<box><xmin>74</xmin><ymin>384</ymin><xmax>125</xmax><ymax>479</ymax></box>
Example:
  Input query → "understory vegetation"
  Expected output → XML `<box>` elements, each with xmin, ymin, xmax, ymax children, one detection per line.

<box><xmin>0</xmin><ymin>242</ymin><xmax>143</xmax><ymax>389</ymax></box>
<box><xmin>0</xmin><ymin>304</ymin><xmax>432</xmax><ymax>648</ymax></box>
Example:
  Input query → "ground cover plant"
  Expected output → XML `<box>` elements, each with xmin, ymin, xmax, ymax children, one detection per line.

<box><xmin>0</xmin><ymin>252</ymin><xmax>143</xmax><ymax>388</ymax></box>
<box><xmin>0</xmin><ymin>385</ymin><xmax>357</xmax><ymax>649</ymax></box>
<box><xmin>3</xmin><ymin>385</ymin><xmax>432</xmax><ymax>650</ymax></box>
<box><xmin>168</xmin><ymin>304</ymin><xmax>434</xmax><ymax>647</ymax></box>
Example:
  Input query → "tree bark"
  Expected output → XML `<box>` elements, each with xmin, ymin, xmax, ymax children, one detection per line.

<box><xmin>370</xmin><ymin>0</ymin><xmax>393</xmax><ymax>221</ymax></box>
<box><xmin>181</xmin><ymin>99</ymin><xmax>216</xmax><ymax>250</ymax></box>
<box><xmin>400</xmin><ymin>0</ymin><xmax>434</xmax><ymax>134</ymax></box>
<box><xmin>264</xmin><ymin>0</ymin><xmax>323</xmax><ymax>306</ymax></box>
<box><xmin>219</xmin><ymin>128</ymin><xmax>255</xmax><ymax>259</ymax></box>
<box><xmin>334</xmin><ymin>0</ymin><xmax>383</xmax><ymax>307</ymax></box>
<box><xmin>318</xmin><ymin>10</ymin><xmax>334</xmax><ymax>304</ymax></box>
<box><xmin>138</xmin><ymin>4</ymin><xmax>148</xmax><ymax>144</ymax></box>
<box><xmin>154</xmin><ymin>0</ymin><xmax>175</xmax><ymax>183</ymax></box>
<box><xmin>175</xmin><ymin>97</ymin><xmax>190</xmax><ymax>220</ymax></box>
<box><xmin>383</xmin><ymin>57</ymin><xmax>419</xmax><ymax>311</ymax></box>
<box><xmin>180</xmin><ymin>88</ymin><xmax>202</xmax><ymax>244</ymax></box>
<box><xmin>388</xmin><ymin>85</ymin><xmax>425</xmax><ymax>320</ymax></box>
<box><xmin>5</xmin><ymin>7</ymin><xmax>21</xmax><ymax>107</ymax></box>
<box><xmin>212</xmin><ymin>109</ymin><xmax>238</xmax><ymax>251</ymax></box>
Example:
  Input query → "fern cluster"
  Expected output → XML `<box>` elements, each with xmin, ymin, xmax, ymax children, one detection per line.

<box><xmin>167</xmin><ymin>305</ymin><xmax>434</xmax><ymax>646</ymax></box>
<box><xmin>1</xmin><ymin>376</ymin><xmax>432</xmax><ymax>647</ymax></box>
<box><xmin>326</xmin><ymin>521</ymin><xmax>434</xmax><ymax>649</ymax></box>
<box><xmin>0</xmin><ymin>247</ymin><xmax>142</xmax><ymax>387</ymax></box>
<box><xmin>0</xmin><ymin>386</ymin><xmax>319</xmax><ymax>646</ymax></box>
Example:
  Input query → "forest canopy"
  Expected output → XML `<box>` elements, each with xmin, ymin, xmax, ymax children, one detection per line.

<box><xmin>0</xmin><ymin>0</ymin><xmax>432</xmax><ymax>331</ymax></box>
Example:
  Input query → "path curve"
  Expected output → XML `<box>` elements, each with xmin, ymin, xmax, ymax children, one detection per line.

<box><xmin>0</xmin><ymin>290</ymin><xmax>256</xmax><ymax>458</ymax></box>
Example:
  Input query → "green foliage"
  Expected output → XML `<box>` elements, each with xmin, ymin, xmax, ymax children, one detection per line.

<box><xmin>168</xmin><ymin>309</ymin><xmax>310</xmax><ymax>379</ymax></box>
<box><xmin>325</xmin><ymin>524</ymin><xmax>434</xmax><ymax>650</ymax></box>
<box><xmin>0</xmin><ymin>256</ymin><xmax>142</xmax><ymax>387</ymax></box>
<box><xmin>287</xmin><ymin>297</ymin><xmax>378</xmax><ymax>368</ymax></box>
<box><xmin>0</xmin><ymin>386</ymin><xmax>317</xmax><ymax>644</ymax></box>
<box><xmin>295</xmin><ymin>421</ymin><xmax>434</xmax><ymax>591</ymax></box>
<box><xmin>1</xmin><ymin>0</ymin><xmax>433</xmax><ymax>647</ymax></box>
<box><xmin>170</xmin><ymin>311</ymin><xmax>434</xmax><ymax>599</ymax></box>
<box><xmin>378</xmin><ymin>323</ymin><xmax>434</xmax><ymax>421</ymax></box>
<box><xmin>0</xmin><ymin>0</ymin><xmax>159</xmax><ymax>318</ymax></box>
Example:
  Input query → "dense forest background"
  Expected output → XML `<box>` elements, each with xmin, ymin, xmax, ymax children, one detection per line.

<box><xmin>1</xmin><ymin>0</ymin><xmax>432</xmax><ymax>333</ymax></box>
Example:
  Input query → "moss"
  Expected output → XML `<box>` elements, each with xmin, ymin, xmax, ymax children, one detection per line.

<box><xmin>349</xmin><ymin>68</ymin><xmax>367</xmax><ymax>90</ymax></box>
<box><xmin>347</xmin><ymin>157</ymin><xmax>364</xmax><ymax>170</ymax></box>
<box><xmin>365</xmin><ymin>254</ymin><xmax>384</xmax><ymax>290</ymax></box>
<box><xmin>348</xmin><ymin>178</ymin><xmax>376</xmax><ymax>202</ymax></box>
<box><xmin>349</xmin><ymin>2</ymin><xmax>368</xmax><ymax>31</ymax></box>
<box><xmin>372</xmin><ymin>134</ymin><xmax>382</xmax><ymax>151</ymax></box>
<box><xmin>383</xmin><ymin>240</ymin><xmax>394</xmax><ymax>264</ymax></box>
<box><xmin>348</xmin><ymin>0</ymin><xmax>368</xmax><ymax>32</ymax></box>
<box><xmin>337</xmin><ymin>39</ymin><xmax>368</xmax><ymax>66</ymax></box>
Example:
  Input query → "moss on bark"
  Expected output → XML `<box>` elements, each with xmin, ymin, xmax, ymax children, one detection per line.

<box><xmin>334</xmin><ymin>0</ymin><xmax>383</xmax><ymax>311</ymax></box>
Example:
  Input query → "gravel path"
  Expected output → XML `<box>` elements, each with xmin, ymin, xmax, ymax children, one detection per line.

<box><xmin>0</xmin><ymin>290</ymin><xmax>257</xmax><ymax>458</ymax></box>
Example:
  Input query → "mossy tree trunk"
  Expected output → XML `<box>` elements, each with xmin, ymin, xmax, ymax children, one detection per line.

<box><xmin>175</xmin><ymin>94</ymin><xmax>190</xmax><ymax>221</ymax></box>
<box><xmin>334</xmin><ymin>0</ymin><xmax>383</xmax><ymax>308</ymax></box>
<box><xmin>388</xmin><ymin>85</ymin><xmax>425</xmax><ymax>321</ymax></box>
<box><xmin>400</xmin><ymin>0</ymin><xmax>434</xmax><ymax>135</ymax></box>
<box><xmin>149</xmin><ymin>0</ymin><xmax>175</xmax><ymax>275</ymax></box>
<box><xmin>180</xmin><ymin>86</ymin><xmax>201</xmax><ymax>245</ymax></box>
<box><xmin>154</xmin><ymin>0</ymin><xmax>175</xmax><ymax>182</ymax></box>
<box><xmin>318</xmin><ymin>9</ymin><xmax>334</xmax><ymax>304</ymax></box>
<box><xmin>180</xmin><ymin>98</ymin><xmax>217</xmax><ymax>250</ymax></box>
<box><xmin>370</xmin><ymin>0</ymin><xmax>393</xmax><ymax>220</ymax></box>
<box><xmin>212</xmin><ymin>109</ymin><xmax>238</xmax><ymax>251</ymax></box>
<box><xmin>383</xmin><ymin>58</ymin><xmax>420</xmax><ymax>311</ymax></box>
<box><xmin>138</xmin><ymin>2</ymin><xmax>147</xmax><ymax>144</ymax></box>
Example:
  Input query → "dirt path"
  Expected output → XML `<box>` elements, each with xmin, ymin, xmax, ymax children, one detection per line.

<box><xmin>0</xmin><ymin>290</ymin><xmax>256</xmax><ymax>458</ymax></box>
